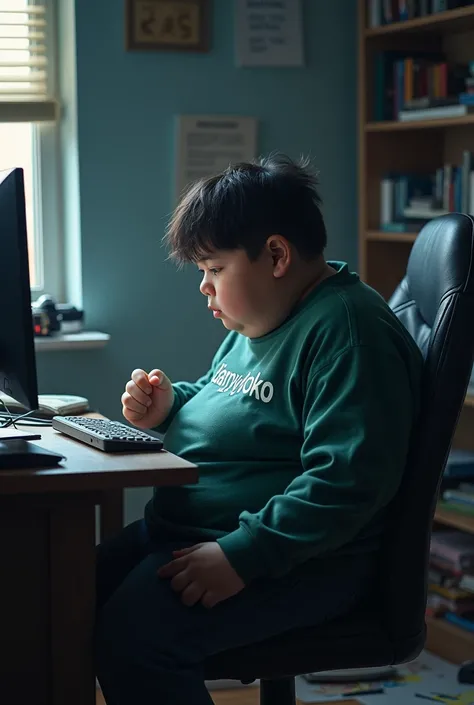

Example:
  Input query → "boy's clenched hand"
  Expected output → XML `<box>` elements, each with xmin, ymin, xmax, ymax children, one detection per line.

<box><xmin>122</xmin><ymin>368</ymin><xmax>174</xmax><ymax>429</ymax></box>
<box><xmin>158</xmin><ymin>542</ymin><xmax>245</xmax><ymax>608</ymax></box>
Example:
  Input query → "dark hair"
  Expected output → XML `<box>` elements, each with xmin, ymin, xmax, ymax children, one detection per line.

<box><xmin>165</xmin><ymin>153</ymin><xmax>327</xmax><ymax>264</ymax></box>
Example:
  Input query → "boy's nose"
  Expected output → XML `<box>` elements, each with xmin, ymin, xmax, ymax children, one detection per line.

<box><xmin>200</xmin><ymin>277</ymin><xmax>215</xmax><ymax>297</ymax></box>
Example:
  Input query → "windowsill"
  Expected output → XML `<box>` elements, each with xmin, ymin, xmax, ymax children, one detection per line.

<box><xmin>34</xmin><ymin>331</ymin><xmax>110</xmax><ymax>352</ymax></box>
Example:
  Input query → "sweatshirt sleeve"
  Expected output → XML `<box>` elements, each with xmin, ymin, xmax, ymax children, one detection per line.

<box><xmin>155</xmin><ymin>332</ymin><xmax>237</xmax><ymax>434</ymax></box>
<box><xmin>217</xmin><ymin>345</ymin><xmax>419</xmax><ymax>583</ymax></box>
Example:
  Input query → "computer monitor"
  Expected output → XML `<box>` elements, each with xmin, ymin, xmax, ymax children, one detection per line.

<box><xmin>0</xmin><ymin>167</ymin><xmax>38</xmax><ymax>411</ymax></box>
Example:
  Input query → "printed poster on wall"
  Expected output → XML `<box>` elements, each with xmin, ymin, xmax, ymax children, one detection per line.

<box><xmin>175</xmin><ymin>114</ymin><xmax>258</xmax><ymax>199</ymax></box>
<box><xmin>235</xmin><ymin>0</ymin><xmax>304</xmax><ymax>67</ymax></box>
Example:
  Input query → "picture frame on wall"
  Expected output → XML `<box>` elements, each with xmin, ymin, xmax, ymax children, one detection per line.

<box><xmin>125</xmin><ymin>0</ymin><xmax>211</xmax><ymax>52</ymax></box>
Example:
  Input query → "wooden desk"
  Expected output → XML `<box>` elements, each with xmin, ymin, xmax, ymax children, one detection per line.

<box><xmin>0</xmin><ymin>424</ymin><xmax>197</xmax><ymax>705</ymax></box>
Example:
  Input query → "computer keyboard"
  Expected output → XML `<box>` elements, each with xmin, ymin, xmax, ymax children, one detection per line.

<box><xmin>51</xmin><ymin>416</ymin><xmax>164</xmax><ymax>453</ymax></box>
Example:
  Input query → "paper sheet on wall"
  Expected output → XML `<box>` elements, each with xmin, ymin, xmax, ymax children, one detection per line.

<box><xmin>175</xmin><ymin>114</ymin><xmax>258</xmax><ymax>199</ymax></box>
<box><xmin>234</xmin><ymin>0</ymin><xmax>304</xmax><ymax>67</ymax></box>
<box><xmin>295</xmin><ymin>651</ymin><xmax>474</xmax><ymax>704</ymax></box>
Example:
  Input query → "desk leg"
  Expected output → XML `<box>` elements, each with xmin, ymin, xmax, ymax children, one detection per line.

<box><xmin>50</xmin><ymin>496</ymin><xmax>96</xmax><ymax>705</ymax></box>
<box><xmin>0</xmin><ymin>503</ymin><xmax>51</xmax><ymax>704</ymax></box>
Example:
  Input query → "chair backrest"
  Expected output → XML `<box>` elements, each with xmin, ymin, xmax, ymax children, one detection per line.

<box><xmin>384</xmin><ymin>213</ymin><xmax>474</xmax><ymax>659</ymax></box>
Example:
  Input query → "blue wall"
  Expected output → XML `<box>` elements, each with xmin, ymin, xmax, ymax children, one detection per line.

<box><xmin>37</xmin><ymin>0</ymin><xmax>357</xmax><ymax>523</ymax></box>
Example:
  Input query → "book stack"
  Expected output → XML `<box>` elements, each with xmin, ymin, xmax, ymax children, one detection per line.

<box><xmin>373</xmin><ymin>51</ymin><xmax>472</xmax><ymax>122</ymax></box>
<box><xmin>380</xmin><ymin>152</ymin><xmax>474</xmax><ymax>232</ymax></box>
<box><xmin>427</xmin><ymin>531</ymin><xmax>474</xmax><ymax>633</ymax></box>
<box><xmin>368</xmin><ymin>0</ymin><xmax>474</xmax><ymax>28</ymax></box>
<box><xmin>439</xmin><ymin>483</ymin><xmax>474</xmax><ymax>518</ymax></box>
<box><xmin>442</xmin><ymin>449</ymin><xmax>474</xmax><ymax>482</ymax></box>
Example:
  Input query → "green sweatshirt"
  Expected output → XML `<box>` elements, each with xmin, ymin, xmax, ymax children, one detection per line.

<box><xmin>145</xmin><ymin>262</ymin><xmax>423</xmax><ymax>584</ymax></box>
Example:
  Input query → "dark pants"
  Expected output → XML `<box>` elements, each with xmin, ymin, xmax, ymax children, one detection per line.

<box><xmin>95</xmin><ymin>519</ymin><xmax>375</xmax><ymax>705</ymax></box>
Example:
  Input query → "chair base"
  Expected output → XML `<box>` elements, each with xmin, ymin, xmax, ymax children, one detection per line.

<box><xmin>260</xmin><ymin>678</ymin><xmax>295</xmax><ymax>705</ymax></box>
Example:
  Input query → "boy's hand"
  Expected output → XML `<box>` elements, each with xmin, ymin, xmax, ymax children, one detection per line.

<box><xmin>158</xmin><ymin>542</ymin><xmax>245</xmax><ymax>608</ymax></box>
<box><xmin>121</xmin><ymin>368</ymin><xmax>174</xmax><ymax>429</ymax></box>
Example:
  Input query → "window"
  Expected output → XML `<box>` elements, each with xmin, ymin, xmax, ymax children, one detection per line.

<box><xmin>0</xmin><ymin>1</ymin><xmax>60</xmax><ymax>298</ymax></box>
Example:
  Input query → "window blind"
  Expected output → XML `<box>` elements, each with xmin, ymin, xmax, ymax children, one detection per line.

<box><xmin>0</xmin><ymin>2</ymin><xmax>57</xmax><ymax>121</ymax></box>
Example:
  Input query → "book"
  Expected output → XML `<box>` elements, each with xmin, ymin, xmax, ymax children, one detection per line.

<box><xmin>444</xmin><ymin>449</ymin><xmax>474</xmax><ymax>479</ymax></box>
<box><xmin>399</xmin><ymin>104</ymin><xmax>474</xmax><ymax>121</ymax></box>
<box><xmin>444</xmin><ymin>611</ymin><xmax>474</xmax><ymax>633</ymax></box>
<box><xmin>427</xmin><ymin>591</ymin><xmax>474</xmax><ymax>614</ymax></box>
<box><xmin>443</xmin><ymin>489</ymin><xmax>474</xmax><ymax>506</ymax></box>
<box><xmin>460</xmin><ymin>574</ymin><xmax>474</xmax><ymax>593</ymax></box>
<box><xmin>373</xmin><ymin>51</ymin><xmax>446</xmax><ymax>121</ymax></box>
<box><xmin>380</xmin><ymin>221</ymin><xmax>425</xmax><ymax>232</ymax></box>
<box><xmin>0</xmin><ymin>392</ymin><xmax>90</xmax><ymax>419</ymax></box>
<box><xmin>428</xmin><ymin>584</ymin><xmax>473</xmax><ymax>600</ymax></box>
<box><xmin>378</xmin><ymin>158</ymin><xmax>474</xmax><ymax>231</ymax></box>
<box><xmin>428</xmin><ymin>566</ymin><xmax>460</xmax><ymax>588</ymax></box>
<box><xmin>438</xmin><ymin>500</ymin><xmax>474</xmax><ymax>517</ymax></box>
<box><xmin>430</xmin><ymin>531</ymin><xmax>474</xmax><ymax>573</ymax></box>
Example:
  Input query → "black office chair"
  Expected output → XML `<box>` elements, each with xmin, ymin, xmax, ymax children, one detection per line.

<box><xmin>204</xmin><ymin>213</ymin><xmax>474</xmax><ymax>705</ymax></box>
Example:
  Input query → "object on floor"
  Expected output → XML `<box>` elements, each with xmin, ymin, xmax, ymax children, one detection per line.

<box><xmin>458</xmin><ymin>661</ymin><xmax>474</xmax><ymax>685</ymax></box>
<box><xmin>295</xmin><ymin>651</ymin><xmax>474</xmax><ymax>703</ymax></box>
<box><xmin>304</xmin><ymin>666</ymin><xmax>397</xmax><ymax>683</ymax></box>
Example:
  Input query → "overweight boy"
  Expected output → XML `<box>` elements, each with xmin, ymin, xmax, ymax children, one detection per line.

<box><xmin>95</xmin><ymin>155</ymin><xmax>423</xmax><ymax>705</ymax></box>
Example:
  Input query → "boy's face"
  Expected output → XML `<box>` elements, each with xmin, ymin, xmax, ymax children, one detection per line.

<box><xmin>198</xmin><ymin>246</ymin><xmax>284</xmax><ymax>338</ymax></box>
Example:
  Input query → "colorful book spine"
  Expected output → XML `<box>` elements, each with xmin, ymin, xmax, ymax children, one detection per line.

<box><xmin>379</xmin><ymin>158</ymin><xmax>474</xmax><ymax>230</ymax></box>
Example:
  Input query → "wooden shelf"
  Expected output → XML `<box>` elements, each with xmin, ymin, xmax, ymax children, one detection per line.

<box><xmin>365</xmin><ymin>5</ymin><xmax>474</xmax><ymax>37</ymax></box>
<box><xmin>426</xmin><ymin>617</ymin><xmax>474</xmax><ymax>664</ymax></box>
<box><xmin>366</xmin><ymin>230</ymin><xmax>418</xmax><ymax>243</ymax></box>
<box><xmin>434</xmin><ymin>506</ymin><xmax>474</xmax><ymax>535</ymax></box>
<box><xmin>465</xmin><ymin>394</ymin><xmax>474</xmax><ymax>409</ymax></box>
<box><xmin>366</xmin><ymin>114</ymin><xmax>474</xmax><ymax>132</ymax></box>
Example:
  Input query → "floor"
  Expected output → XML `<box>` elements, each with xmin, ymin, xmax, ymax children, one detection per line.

<box><xmin>95</xmin><ymin>685</ymin><xmax>358</xmax><ymax>705</ymax></box>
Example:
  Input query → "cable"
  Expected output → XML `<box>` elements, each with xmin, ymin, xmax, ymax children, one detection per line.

<box><xmin>0</xmin><ymin>408</ymin><xmax>52</xmax><ymax>427</ymax></box>
<box><xmin>0</xmin><ymin>397</ymin><xmax>14</xmax><ymax>428</ymax></box>
<box><xmin>1</xmin><ymin>417</ymin><xmax>52</xmax><ymax>427</ymax></box>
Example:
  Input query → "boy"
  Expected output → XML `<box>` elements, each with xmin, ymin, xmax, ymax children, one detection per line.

<box><xmin>95</xmin><ymin>155</ymin><xmax>423</xmax><ymax>705</ymax></box>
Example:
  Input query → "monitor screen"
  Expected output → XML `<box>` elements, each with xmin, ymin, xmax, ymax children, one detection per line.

<box><xmin>0</xmin><ymin>167</ymin><xmax>38</xmax><ymax>411</ymax></box>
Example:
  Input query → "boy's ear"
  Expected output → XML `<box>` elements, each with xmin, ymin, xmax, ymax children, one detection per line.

<box><xmin>266</xmin><ymin>235</ymin><xmax>291</xmax><ymax>278</ymax></box>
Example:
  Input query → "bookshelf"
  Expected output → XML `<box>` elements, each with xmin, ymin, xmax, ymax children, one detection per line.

<box><xmin>359</xmin><ymin>1</ymin><xmax>474</xmax><ymax>665</ymax></box>
<box><xmin>365</xmin><ymin>4</ymin><xmax>474</xmax><ymax>37</ymax></box>
<box><xmin>366</xmin><ymin>114</ymin><xmax>474</xmax><ymax>131</ymax></box>
<box><xmin>429</xmin><ymin>500</ymin><xmax>474</xmax><ymax>663</ymax></box>
<box><xmin>426</xmin><ymin>616</ymin><xmax>474</xmax><ymax>665</ymax></box>
<box><xmin>358</xmin><ymin>0</ymin><xmax>474</xmax><ymax>301</ymax></box>
<box><xmin>434</xmin><ymin>505</ymin><xmax>474</xmax><ymax>534</ymax></box>
<box><xmin>465</xmin><ymin>393</ymin><xmax>474</xmax><ymax>408</ymax></box>
<box><xmin>366</xmin><ymin>230</ymin><xmax>418</xmax><ymax>242</ymax></box>
<box><xmin>431</xmin><ymin>397</ymin><xmax>474</xmax><ymax>664</ymax></box>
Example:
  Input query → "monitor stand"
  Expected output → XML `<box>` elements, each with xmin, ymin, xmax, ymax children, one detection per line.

<box><xmin>0</xmin><ymin>440</ymin><xmax>65</xmax><ymax>469</ymax></box>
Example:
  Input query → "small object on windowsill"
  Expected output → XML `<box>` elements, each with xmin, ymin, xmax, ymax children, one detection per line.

<box><xmin>56</xmin><ymin>303</ymin><xmax>84</xmax><ymax>333</ymax></box>
<box><xmin>32</xmin><ymin>295</ymin><xmax>84</xmax><ymax>336</ymax></box>
<box><xmin>60</xmin><ymin>320</ymin><xmax>83</xmax><ymax>333</ymax></box>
